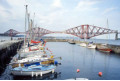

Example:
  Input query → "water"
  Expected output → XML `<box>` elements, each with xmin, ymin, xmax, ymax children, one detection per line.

<box><xmin>0</xmin><ymin>42</ymin><xmax>120</xmax><ymax>80</ymax></box>
<box><xmin>1</xmin><ymin>36</ymin><xmax>120</xmax><ymax>45</ymax></box>
<box><xmin>0</xmin><ymin>36</ymin><xmax>20</xmax><ymax>41</ymax></box>
<box><xmin>52</xmin><ymin>36</ymin><xmax>120</xmax><ymax>45</ymax></box>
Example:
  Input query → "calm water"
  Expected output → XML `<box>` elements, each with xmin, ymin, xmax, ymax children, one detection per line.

<box><xmin>0</xmin><ymin>36</ymin><xmax>20</xmax><ymax>41</ymax></box>
<box><xmin>0</xmin><ymin>42</ymin><xmax>120</xmax><ymax>80</ymax></box>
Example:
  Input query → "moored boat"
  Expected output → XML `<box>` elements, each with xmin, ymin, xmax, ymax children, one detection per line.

<box><xmin>97</xmin><ymin>44</ymin><xmax>112</xmax><ymax>52</ymax></box>
<box><xmin>10</xmin><ymin>5</ymin><xmax>61</xmax><ymax>77</ymax></box>
<box><xmin>79</xmin><ymin>43</ymin><xmax>87</xmax><ymax>47</ymax></box>
<box><xmin>98</xmin><ymin>48</ymin><xmax>112</xmax><ymax>52</ymax></box>
<box><xmin>11</xmin><ymin>64</ymin><xmax>56</xmax><ymax>77</ymax></box>
<box><xmin>68</xmin><ymin>39</ymin><xmax>75</xmax><ymax>44</ymax></box>
<box><xmin>87</xmin><ymin>42</ymin><xmax>96</xmax><ymax>49</ymax></box>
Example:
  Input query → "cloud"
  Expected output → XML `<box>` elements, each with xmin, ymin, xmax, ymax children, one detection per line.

<box><xmin>0</xmin><ymin>5</ymin><xmax>11</xmax><ymax>22</ymax></box>
<box><xmin>75</xmin><ymin>0</ymin><xmax>99</xmax><ymax>11</ymax></box>
<box><xmin>102</xmin><ymin>7</ymin><xmax>117</xmax><ymax>15</ymax></box>
<box><xmin>51</xmin><ymin>0</ymin><xmax>63</xmax><ymax>8</ymax></box>
<box><xmin>36</xmin><ymin>9</ymin><xmax>67</xmax><ymax>26</ymax></box>
<box><xmin>0</xmin><ymin>0</ymin><xmax>11</xmax><ymax>8</ymax></box>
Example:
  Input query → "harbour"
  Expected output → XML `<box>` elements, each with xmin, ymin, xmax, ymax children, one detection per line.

<box><xmin>0</xmin><ymin>36</ymin><xmax>120</xmax><ymax>80</ymax></box>
<box><xmin>0</xmin><ymin>0</ymin><xmax>120</xmax><ymax>80</ymax></box>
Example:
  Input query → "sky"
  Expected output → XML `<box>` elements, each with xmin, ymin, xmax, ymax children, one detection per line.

<box><xmin>0</xmin><ymin>0</ymin><xmax>120</xmax><ymax>39</ymax></box>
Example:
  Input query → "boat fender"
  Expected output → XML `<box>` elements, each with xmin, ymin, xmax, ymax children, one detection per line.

<box><xmin>54</xmin><ymin>61</ymin><xmax>58</xmax><ymax>65</ymax></box>
<box><xmin>32</xmin><ymin>71</ymin><xmax>34</xmax><ymax>77</ymax></box>
<box><xmin>40</xmin><ymin>72</ymin><xmax>42</xmax><ymax>77</ymax></box>
<box><xmin>52</xmin><ymin>69</ymin><xmax>55</xmax><ymax>73</ymax></box>
<box><xmin>36</xmin><ymin>73</ymin><xmax>38</xmax><ymax>77</ymax></box>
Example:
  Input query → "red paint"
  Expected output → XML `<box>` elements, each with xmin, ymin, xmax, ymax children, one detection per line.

<box><xmin>98</xmin><ymin>49</ymin><xmax>112</xmax><ymax>52</ymax></box>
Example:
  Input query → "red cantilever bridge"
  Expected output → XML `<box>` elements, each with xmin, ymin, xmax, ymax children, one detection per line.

<box><xmin>3</xmin><ymin>24</ymin><xmax>119</xmax><ymax>39</ymax></box>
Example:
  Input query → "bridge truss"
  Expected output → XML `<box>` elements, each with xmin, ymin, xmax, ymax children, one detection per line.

<box><xmin>4</xmin><ymin>24</ymin><xmax>118</xmax><ymax>39</ymax></box>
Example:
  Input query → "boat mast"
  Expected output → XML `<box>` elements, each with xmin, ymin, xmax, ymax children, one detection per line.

<box><xmin>106</xmin><ymin>18</ymin><xmax>111</xmax><ymax>45</ymax></box>
<box><xmin>30</xmin><ymin>19</ymin><xmax>33</xmax><ymax>41</ymax></box>
<box><xmin>107</xmin><ymin>18</ymin><xmax>110</xmax><ymax>40</ymax></box>
<box><xmin>27</xmin><ymin>13</ymin><xmax>30</xmax><ymax>43</ymax></box>
<box><xmin>24</xmin><ymin>5</ymin><xmax>28</xmax><ymax>52</ymax></box>
<box><xmin>33</xmin><ymin>13</ymin><xmax>36</xmax><ymax>40</ymax></box>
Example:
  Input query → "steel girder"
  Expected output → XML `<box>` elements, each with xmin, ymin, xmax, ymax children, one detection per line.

<box><xmin>65</xmin><ymin>24</ymin><xmax>117</xmax><ymax>39</ymax></box>
<box><xmin>4</xmin><ymin>25</ymin><xmax>117</xmax><ymax>39</ymax></box>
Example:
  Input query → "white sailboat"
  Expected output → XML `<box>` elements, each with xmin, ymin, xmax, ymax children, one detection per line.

<box><xmin>10</xmin><ymin>5</ymin><xmax>58</xmax><ymax>77</ymax></box>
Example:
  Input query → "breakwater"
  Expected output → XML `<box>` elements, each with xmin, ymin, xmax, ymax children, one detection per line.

<box><xmin>44</xmin><ymin>39</ymin><xmax>68</xmax><ymax>42</ymax></box>
<box><xmin>0</xmin><ymin>40</ymin><xmax>23</xmax><ymax>75</ymax></box>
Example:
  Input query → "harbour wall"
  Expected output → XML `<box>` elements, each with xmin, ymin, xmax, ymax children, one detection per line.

<box><xmin>0</xmin><ymin>40</ymin><xmax>23</xmax><ymax>75</ymax></box>
<box><xmin>44</xmin><ymin>39</ymin><xmax>68</xmax><ymax>42</ymax></box>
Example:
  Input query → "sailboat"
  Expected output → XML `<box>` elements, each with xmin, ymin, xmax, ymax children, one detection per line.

<box><xmin>97</xmin><ymin>19</ymin><xmax>112</xmax><ymax>52</ymax></box>
<box><xmin>79</xmin><ymin>34</ymin><xmax>87</xmax><ymax>47</ymax></box>
<box><xmin>10</xmin><ymin>45</ymin><xmax>59</xmax><ymax>76</ymax></box>
<box><xmin>11</xmin><ymin>49</ymin><xmax>57</xmax><ymax>76</ymax></box>
<box><xmin>10</xmin><ymin>5</ymin><xmax>59</xmax><ymax>77</ymax></box>
<box><xmin>11</xmin><ymin>64</ymin><xmax>56</xmax><ymax>77</ymax></box>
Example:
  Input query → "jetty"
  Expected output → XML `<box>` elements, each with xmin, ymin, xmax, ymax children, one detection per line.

<box><xmin>0</xmin><ymin>40</ymin><xmax>23</xmax><ymax>75</ymax></box>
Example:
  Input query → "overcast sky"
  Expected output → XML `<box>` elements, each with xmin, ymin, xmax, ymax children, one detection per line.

<box><xmin>0</xmin><ymin>0</ymin><xmax>120</xmax><ymax>39</ymax></box>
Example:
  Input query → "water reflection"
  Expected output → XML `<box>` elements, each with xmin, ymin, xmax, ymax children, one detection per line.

<box><xmin>13</xmin><ymin>72</ymin><xmax>61</xmax><ymax>80</ymax></box>
<box><xmin>0</xmin><ymin>71</ymin><xmax>61</xmax><ymax>80</ymax></box>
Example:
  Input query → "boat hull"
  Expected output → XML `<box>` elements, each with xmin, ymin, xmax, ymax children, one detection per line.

<box><xmin>87</xmin><ymin>45</ymin><xmax>96</xmax><ymax>49</ymax></box>
<box><xmin>97</xmin><ymin>44</ymin><xmax>112</xmax><ymax>52</ymax></box>
<box><xmin>98</xmin><ymin>49</ymin><xmax>112</xmax><ymax>52</ymax></box>
<box><xmin>11</xmin><ymin>68</ymin><xmax>55</xmax><ymax>76</ymax></box>
<box><xmin>79</xmin><ymin>43</ymin><xmax>87</xmax><ymax>47</ymax></box>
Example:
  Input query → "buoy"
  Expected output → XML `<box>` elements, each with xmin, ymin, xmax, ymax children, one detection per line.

<box><xmin>54</xmin><ymin>61</ymin><xmax>58</xmax><ymax>65</ymax></box>
<box><xmin>40</xmin><ymin>72</ymin><xmax>43</xmax><ymax>77</ymax></box>
<box><xmin>98</xmin><ymin>72</ymin><xmax>102</xmax><ymax>77</ymax></box>
<box><xmin>52</xmin><ymin>69</ymin><xmax>55</xmax><ymax>73</ymax></box>
<box><xmin>77</xmin><ymin>69</ymin><xmax>80</xmax><ymax>73</ymax></box>
<box><xmin>32</xmin><ymin>71</ymin><xmax>34</xmax><ymax>77</ymax></box>
<box><xmin>36</xmin><ymin>73</ymin><xmax>38</xmax><ymax>77</ymax></box>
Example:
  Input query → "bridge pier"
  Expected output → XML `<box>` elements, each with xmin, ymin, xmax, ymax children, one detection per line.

<box><xmin>115</xmin><ymin>31</ymin><xmax>118</xmax><ymax>40</ymax></box>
